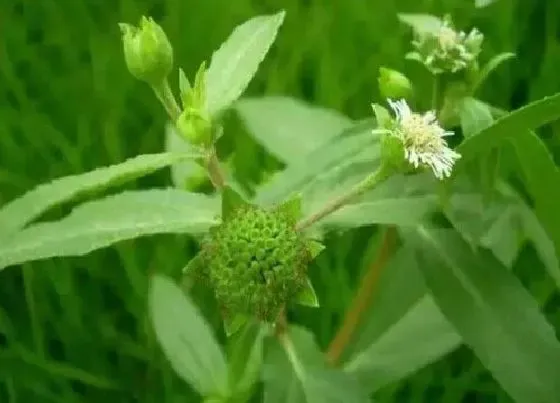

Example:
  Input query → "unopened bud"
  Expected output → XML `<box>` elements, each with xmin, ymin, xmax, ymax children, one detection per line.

<box><xmin>378</xmin><ymin>67</ymin><xmax>413</xmax><ymax>99</ymax></box>
<box><xmin>176</xmin><ymin>109</ymin><xmax>212</xmax><ymax>146</ymax></box>
<box><xmin>119</xmin><ymin>16</ymin><xmax>173</xmax><ymax>85</ymax></box>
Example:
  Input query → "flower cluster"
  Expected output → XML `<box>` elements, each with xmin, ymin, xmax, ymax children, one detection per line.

<box><xmin>408</xmin><ymin>16</ymin><xmax>483</xmax><ymax>74</ymax></box>
<box><xmin>380</xmin><ymin>99</ymin><xmax>461</xmax><ymax>179</ymax></box>
<box><xmin>199</xmin><ymin>204</ymin><xmax>311</xmax><ymax>322</ymax></box>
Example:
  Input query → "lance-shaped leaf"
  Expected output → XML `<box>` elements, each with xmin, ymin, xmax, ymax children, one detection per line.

<box><xmin>294</xmin><ymin>277</ymin><xmax>319</xmax><ymax>308</ymax></box>
<box><xmin>277</xmin><ymin>193</ymin><xmax>302</xmax><ymax>220</ymax></box>
<box><xmin>150</xmin><ymin>275</ymin><xmax>229</xmax><ymax>397</ymax></box>
<box><xmin>235</xmin><ymin>96</ymin><xmax>353</xmax><ymax>164</ymax></box>
<box><xmin>404</xmin><ymin>226</ymin><xmax>560</xmax><ymax>403</ymax></box>
<box><xmin>307</xmin><ymin>240</ymin><xmax>325</xmax><ymax>259</ymax></box>
<box><xmin>226</xmin><ymin>321</ymin><xmax>267</xmax><ymax>400</ymax></box>
<box><xmin>397</xmin><ymin>13</ymin><xmax>443</xmax><ymax>35</ymax></box>
<box><xmin>0</xmin><ymin>189</ymin><xmax>219</xmax><ymax>271</ymax></box>
<box><xmin>473</xmin><ymin>52</ymin><xmax>516</xmax><ymax>91</ymax></box>
<box><xmin>205</xmin><ymin>11</ymin><xmax>285</xmax><ymax>117</ymax></box>
<box><xmin>263</xmin><ymin>326</ymin><xmax>369</xmax><ymax>403</ymax></box>
<box><xmin>0</xmin><ymin>152</ymin><xmax>195</xmax><ymax>238</ymax></box>
<box><xmin>223</xmin><ymin>313</ymin><xmax>251</xmax><ymax>337</ymax></box>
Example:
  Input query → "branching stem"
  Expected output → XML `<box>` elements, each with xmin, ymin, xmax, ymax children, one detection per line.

<box><xmin>296</xmin><ymin>165</ymin><xmax>390</xmax><ymax>231</ymax></box>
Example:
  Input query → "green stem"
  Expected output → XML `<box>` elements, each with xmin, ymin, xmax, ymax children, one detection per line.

<box><xmin>431</xmin><ymin>75</ymin><xmax>439</xmax><ymax>111</ymax></box>
<box><xmin>278</xmin><ymin>331</ymin><xmax>304</xmax><ymax>379</ymax></box>
<box><xmin>295</xmin><ymin>165</ymin><xmax>390</xmax><ymax>231</ymax></box>
<box><xmin>152</xmin><ymin>79</ymin><xmax>181</xmax><ymax>121</ymax></box>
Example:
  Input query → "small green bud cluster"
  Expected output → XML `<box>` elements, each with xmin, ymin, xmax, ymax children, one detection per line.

<box><xmin>119</xmin><ymin>17</ymin><xmax>173</xmax><ymax>86</ymax></box>
<box><xmin>407</xmin><ymin>16</ymin><xmax>483</xmax><ymax>74</ymax></box>
<box><xmin>176</xmin><ymin>63</ymin><xmax>213</xmax><ymax>147</ymax></box>
<box><xmin>200</xmin><ymin>205</ymin><xmax>311</xmax><ymax>321</ymax></box>
<box><xmin>119</xmin><ymin>16</ymin><xmax>213</xmax><ymax>148</ymax></box>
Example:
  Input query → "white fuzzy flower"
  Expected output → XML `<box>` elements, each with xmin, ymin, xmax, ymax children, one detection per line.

<box><xmin>387</xmin><ymin>99</ymin><xmax>461</xmax><ymax>179</ymax></box>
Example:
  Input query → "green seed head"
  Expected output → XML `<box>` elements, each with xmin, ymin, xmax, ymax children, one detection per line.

<box><xmin>200</xmin><ymin>205</ymin><xmax>310</xmax><ymax>321</ymax></box>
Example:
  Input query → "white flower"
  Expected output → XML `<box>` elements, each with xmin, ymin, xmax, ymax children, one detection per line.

<box><xmin>387</xmin><ymin>99</ymin><xmax>461</xmax><ymax>179</ymax></box>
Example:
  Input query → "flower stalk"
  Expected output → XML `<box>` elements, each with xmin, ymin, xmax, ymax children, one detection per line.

<box><xmin>296</xmin><ymin>165</ymin><xmax>390</xmax><ymax>232</ymax></box>
<box><xmin>152</xmin><ymin>80</ymin><xmax>181</xmax><ymax>121</ymax></box>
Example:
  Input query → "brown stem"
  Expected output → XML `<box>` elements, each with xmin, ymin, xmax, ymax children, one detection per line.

<box><xmin>274</xmin><ymin>308</ymin><xmax>288</xmax><ymax>337</ymax></box>
<box><xmin>326</xmin><ymin>227</ymin><xmax>397</xmax><ymax>365</ymax></box>
<box><xmin>206</xmin><ymin>149</ymin><xmax>226</xmax><ymax>191</ymax></box>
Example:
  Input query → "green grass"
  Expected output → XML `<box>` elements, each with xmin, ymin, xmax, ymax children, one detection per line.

<box><xmin>1</xmin><ymin>0</ymin><xmax>559</xmax><ymax>402</ymax></box>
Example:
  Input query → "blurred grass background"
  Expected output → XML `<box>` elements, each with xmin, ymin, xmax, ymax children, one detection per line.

<box><xmin>1</xmin><ymin>0</ymin><xmax>559</xmax><ymax>402</ymax></box>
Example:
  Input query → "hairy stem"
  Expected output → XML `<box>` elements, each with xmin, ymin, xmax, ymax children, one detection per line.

<box><xmin>296</xmin><ymin>166</ymin><xmax>389</xmax><ymax>231</ymax></box>
<box><xmin>326</xmin><ymin>227</ymin><xmax>397</xmax><ymax>365</ymax></box>
<box><xmin>205</xmin><ymin>149</ymin><xmax>226</xmax><ymax>191</ymax></box>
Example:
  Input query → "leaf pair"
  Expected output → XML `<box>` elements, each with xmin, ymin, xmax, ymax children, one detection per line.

<box><xmin>0</xmin><ymin>153</ymin><xmax>219</xmax><ymax>271</ymax></box>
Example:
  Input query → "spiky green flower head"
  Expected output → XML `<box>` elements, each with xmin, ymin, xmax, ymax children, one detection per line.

<box><xmin>188</xmin><ymin>187</ymin><xmax>323</xmax><ymax>333</ymax></box>
<box><xmin>176</xmin><ymin>62</ymin><xmax>213</xmax><ymax>147</ymax></box>
<box><xmin>406</xmin><ymin>15</ymin><xmax>483</xmax><ymax>75</ymax></box>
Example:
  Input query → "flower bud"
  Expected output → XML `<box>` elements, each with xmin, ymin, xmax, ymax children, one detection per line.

<box><xmin>176</xmin><ymin>108</ymin><xmax>212</xmax><ymax>146</ymax></box>
<box><xmin>378</xmin><ymin>67</ymin><xmax>413</xmax><ymax>99</ymax></box>
<box><xmin>119</xmin><ymin>16</ymin><xmax>173</xmax><ymax>85</ymax></box>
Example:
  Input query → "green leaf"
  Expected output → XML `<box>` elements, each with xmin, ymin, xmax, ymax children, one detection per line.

<box><xmin>235</xmin><ymin>97</ymin><xmax>353</xmax><ymax>164</ymax></box>
<box><xmin>444</xmin><ymin>189</ymin><xmax>522</xmax><ymax>260</ymax></box>
<box><xmin>0</xmin><ymin>152</ymin><xmax>194</xmax><ymax>238</ymax></box>
<box><xmin>459</xmin><ymin>97</ymin><xmax>494</xmax><ymax>137</ymax></box>
<box><xmin>294</xmin><ymin>277</ymin><xmax>319</xmax><ymax>308</ymax></box>
<box><xmin>277</xmin><ymin>193</ymin><xmax>302</xmax><ymax>220</ymax></box>
<box><xmin>226</xmin><ymin>321</ymin><xmax>267</xmax><ymax>399</ymax></box>
<box><xmin>263</xmin><ymin>326</ymin><xmax>369</xmax><ymax>403</ymax></box>
<box><xmin>397</xmin><ymin>13</ymin><xmax>442</xmax><ymax>35</ymax></box>
<box><xmin>475</xmin><ymin>0</ymin><xmax>498</xmax><ymax>7</ymax></box>
<box><xmin>343</xmin><ymin>247</ymin><xmax>462</xmax><ymax>392</ymax></box>
<box><xmin>206</xmin><ymin>11</ymin><xmax>285</xmax><ymax>117</ymax></box>
<box><xmin>405</xmin><ymin>226</ymin><xmax>560</xmax><ymax>403</ymax></box>
<box><xmin>508</xmin><ymin>129</ymin><xmax>560</xmax><ymax>279</ymax></box>
<box><xmin>319</xmin><ymin>194</ymin><xmax>438</xmax><ymax>229</ymax></box>
<box><xmin>457</xmin><ymin>92</ymin><xmax>560</xmax><ymax>161</ymax></box>
<box><xmin>222</xmin><ymin>185</ymin><xmax>248</xmax><ymax>220</ymax></box>
<box><xmin>307</xmin><ymin>240</ymin><xmax>326</xmax><ymax>259</ymax></box>
<box><xmin>0</xmin><ymin>190</ymin><xmax>219</xmax><ymax>271</ymax></box>
<box><xmin>346</xmin><ymin>296</ymin><xmax>460</xmax><ymax>392</ymax></box>
<box><xmin>473</xmin><ymin>52</ymin><xmax>515</xmax><ymax>91</ymax></box>
<box><xmin>255</xmin><ymin>120</ymin><xmax>379</xmax><ymax>206</ymax></box>
<box><xmin>371</xmin><ymin>103</ymin><xmax>392</xmax><ymax>129</ymax></box>
<box><xmin>223</xmin><ymin>313</ymin><xmax>250</xmax><ymax>337</ymax></box>
<box><xmin>182</xmin><ymin>253</ymin><xmax>207</xmax><ymax>287</ymax></box>
<box><xmin>478</xmin><ymin>203</ymin><xmax>525</xmax><ymax>267</ymax></box>
<box><xmin>149</xmin><ymin>275</ymin><xmax>229</xmax><ymax>397</ymax></box>
<box><xmin>518</xmin><ymin>204</ymin><xmax>560</xmax><ymax>289</ymax></box>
